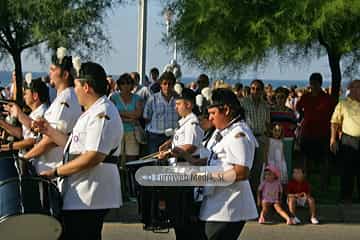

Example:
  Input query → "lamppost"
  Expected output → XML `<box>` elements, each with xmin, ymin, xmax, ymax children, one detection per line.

<box><xmin>163</xmin><ymin>6</ymin><xmax>181</xmax><ymax>81</ymax></box>
<box><xmin>137</xmin><ymin>0</ymin><xmax>147</xmax><ymax>85</ymax></box>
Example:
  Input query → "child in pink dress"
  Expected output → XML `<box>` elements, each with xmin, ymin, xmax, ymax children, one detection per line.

<box><xmin>257</xmin><ymin>165</ymin><xmax>294</xmax><ymax>225</ymax></box>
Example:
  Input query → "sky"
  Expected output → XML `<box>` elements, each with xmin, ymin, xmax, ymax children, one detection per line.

<box><xmin>5</xmin><ymin>1</ymin><xmax>333</xmax><ymax>81</ymax></box>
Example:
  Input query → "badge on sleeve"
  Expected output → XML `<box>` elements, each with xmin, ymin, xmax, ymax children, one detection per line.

<box><xmin>97</xmin><ymin>112</ymin><xmax>110</xmax><ymax>120</ymax></box>
<box><xmin>60</xmin><ymin>101</ymin><xmax>70</xmax><ymax>108</ymax></box>
<box><xmin>235</xmin><ymin>132</ymin><xmax>245</xmax><ymax>138</ymax></box>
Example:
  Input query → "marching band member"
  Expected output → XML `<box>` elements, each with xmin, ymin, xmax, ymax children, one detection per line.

<box><xmin>199</xmin><ymin>88</ymin><xmax>258</xmax><ymax>240</ymax></box>
<box><xmin>158</xmin><ymin>88</ymin><xmax>205</xmax><ymax>240</ymax></box>
<box><xmin>38</xmin><ymin>61</ymin><xmax>123</xmax><ymax>240</ymax></box>
<box><xmin>0</xmin><ymin>78</ymin><xmax>49</xmax><ymax>158</ymax></box>
<box><xmin>6</xmin><ymin>47</ymin><xmax>82</xmax><ymax>173</ymax></box>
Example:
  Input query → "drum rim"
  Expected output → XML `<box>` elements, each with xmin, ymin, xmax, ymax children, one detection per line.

<box><xmin>126</xmin><ymin>158</ymin><xmax>158</xmax><ymax>166</ymax></box>
<box><xmin>0</xmin><ymin>176</ymin><xmax>59</xmax><ymax>188</ymax></box>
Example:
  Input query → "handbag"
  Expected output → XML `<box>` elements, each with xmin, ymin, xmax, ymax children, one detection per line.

<box><xmin>134</xmin><ymin>123</ymin><xmax>147</xmax><ymax>144</ymax></box>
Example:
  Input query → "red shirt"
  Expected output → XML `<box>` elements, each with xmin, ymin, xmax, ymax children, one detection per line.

<box><xmin>287</xmin><ymin>179</ymin><xmax>310</xmax><ymax>194</ymax></box>
<box><xmin>296</xmin><ymin>91</ymin><xmax>336</xmax><ymax>138</ymax></box>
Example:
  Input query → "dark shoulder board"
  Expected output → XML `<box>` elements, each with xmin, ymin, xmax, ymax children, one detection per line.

<box><xmin>60</xmin><ymin>101</ymin><xmax>70</xmax><ymax>108</ymax></box>
<box><xmin>97</xmin><ymin>112</ymin><xmax>110</xmax><ymax>120</ymax></box>
<box><xmin>234</xmin><ymin>132</ymin><xmax>245</xmax><ymax>138</ymax></box>
<box><xmin>191</xmin><ymin>121</ymin><xmax>199</xmax><ymax>125</ymax></box>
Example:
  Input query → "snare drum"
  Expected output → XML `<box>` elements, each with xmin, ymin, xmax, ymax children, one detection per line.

<box><xmin>0</xmin><ymin>177</ymin><xmax>62</xmax><ymax>240</ymax></box>
<box><xmin>125</xmin><ymin>158</ymin><xmax>158</xmax><ymax>198</ymax></box>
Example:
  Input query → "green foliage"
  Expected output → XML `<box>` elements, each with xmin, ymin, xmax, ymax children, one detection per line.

<box><xmin>169</xmin><ymin>0</ymin><xmax>360</xmax><ymax>77</ymax></box>
<box><xmin>0</xmin><ymin>0</ymin><xmax>120</xmax><ymax>57</ymax></box>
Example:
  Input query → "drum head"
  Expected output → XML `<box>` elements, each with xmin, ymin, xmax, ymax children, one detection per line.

<box><xmin>126</xmin><ymin>158</ymin><xmax>158</xmax><ymax>166</ymax></box>
<box><xmin>0</xmin><ymin>214</ymin><xmax>62</xmax><ymax>240</ymax></box>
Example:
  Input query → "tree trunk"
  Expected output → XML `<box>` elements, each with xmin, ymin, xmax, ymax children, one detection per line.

<box><xmin>12</xmin><ymin>50</ymin><xmax>23</xmax><ymax>106</ymax></box>
<box><xmin>327</xmin><ymin>51</ymin><xmax>341</xmax><ymax>102</ymax></box>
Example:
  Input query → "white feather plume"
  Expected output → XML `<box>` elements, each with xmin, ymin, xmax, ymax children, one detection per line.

<box><xmin>57</xmin><ymin>47</ymin><xmax>67</xmax><ymax>64</ymax></box>
<box><xmin>72</xmin><ymin>56</ymin><xmax>82</xmax><ymax>77</ymax></box>
<box><xmin>174</xmin><ymin>83</ymin><xmax>183</xmax><ymax>95</ymax></box>
<box><xmin>25</xmin><ymin>72</ymin><xmax>32</xmax><ymax>85</ymax></box>
<box><xmin>201</xmin><ymin>87</ymin><xmax>212</xmax><ymax>101</ymax></box>
<box><xmin>195</xmin><ymin>94</ymin><xmax>203</xmax><ymax>108</ymax></box>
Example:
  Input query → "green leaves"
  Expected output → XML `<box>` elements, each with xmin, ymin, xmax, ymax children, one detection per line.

<box><xmin>169</xmin><ymin>0</ymin><xmax>360</xmax><ymax>76</ymax></box>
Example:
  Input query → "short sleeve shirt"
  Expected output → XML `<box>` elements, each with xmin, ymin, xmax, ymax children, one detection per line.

<box><xmin>33</xmin><ymin>87</ymin><xmax>82</xmax><ymax>173</ymax></box>
<box><xmin>172</xmin><ymin>112</ymin><xmax>204</xmax><ymax>156</ymax></box>
<box><xmin>331</xmin><ymin>97</ymin><xmax>360</xmax><ymax>137</ymax></box>
<box><xmin>62</xmin><ymin>96</ymin><xmax>124</xmax><ymax>210</ymax></box>
<box><xmin>287</xmin><ymin>179</ymin><xmax>310</xmax><ymax>195</ymax></box>
<box><xmin>199</xmin><ymin>121</ymin><xmax>259</xmax><ymax>222</ymax></box>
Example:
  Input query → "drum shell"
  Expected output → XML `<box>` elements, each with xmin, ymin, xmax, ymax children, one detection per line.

<box><xmin>0</xmin><ymin>153</ymin><xmax>18</xmax><ymax>181</ymax></box>
<box><xmin>139</xmin><ymin>186</ymin><xmax>196</xmax><ymax>230</ymax></box>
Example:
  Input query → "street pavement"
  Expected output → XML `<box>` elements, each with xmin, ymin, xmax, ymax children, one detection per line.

<box><xmin>103</xmin><ymin>222</ymin><xmax>360</xmax><ymax>240</ymax></box>
<box><xmin>102</xmin><ymin>202</ymin><xmax>360</xmax><ymax>240</ymax></box>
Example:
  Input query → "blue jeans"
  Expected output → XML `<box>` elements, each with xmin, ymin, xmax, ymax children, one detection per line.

<box><xmin>147</xmin><ymin>132</ymin><xmax>170</xmax><ymax>154</ymax></box>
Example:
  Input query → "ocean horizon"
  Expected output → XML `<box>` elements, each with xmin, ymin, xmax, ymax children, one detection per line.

<box><xmin>0</xmin><ymin>70</ymin><xmax>335</xmax><ymax>89</ymax></box>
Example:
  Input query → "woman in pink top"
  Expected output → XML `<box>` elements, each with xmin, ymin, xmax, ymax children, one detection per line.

<box><xmin>257</xmin><ymin>165</ymin><xmax>294</xmax><ymax>225</ymax></box>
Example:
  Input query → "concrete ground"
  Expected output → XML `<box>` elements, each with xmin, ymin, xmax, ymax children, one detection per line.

<box><xmin>102</xmin><ymin>202</ymin><xmax>360</xmax><ymax>240</ymax></box>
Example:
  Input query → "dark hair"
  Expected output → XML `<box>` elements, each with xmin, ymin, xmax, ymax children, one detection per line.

<box><xmin>197</xmin><ymin>74</ymin><xmax>210</xmax><ymax>86</ymax></box>
<box><xmin>130</xmin><ymin>72</ymin><xmax>140</xmax><ymax>83</ymax></box>
<box><xmin>293</xmin><ymin>166</ymin><xmax>305</xmax><ymax>174</ymax></box>
<box><xmin>117</xmin><ymin>73</ymin><xmax>134</xmax><ymax>87</ymax></box>
<box><xmin>275</xmin><ymin>87</ymin><xmax>290</xmax><ymax>96</ymax></box>
<box><xmin>250</xmin><ymin>79</ymin><xmax>264</xmax><ymax>90</ymax></box>
<box><xmin>24</xmin><ymin>78</ymin><xmax>49</xmax><ymax>103</ymax></box>
<box><xmin>209</xmin><ymin>88</ymin><xmax>245</xmax><ymax>120</ymax></box>
<box><xmin>309</xmin><ymin>73</ymin><xmax>323</xmax><ymax>86</ymax></box>
<box><xmin>234</xmin><ymin>82</ymin><xmax>243</xmax><ymax>91</ymax></box>
<box><xmin>150</xmin><ymin>67</ymin><xmax>159</xmax><ymax>76</ymax></box>
<box><xmin>159</xmin><ymin>71</ymin><xmax>176</xmax><ymax>85</ymax></box>
<box><xmin>78</xmin><ymin>62</ymin><xmax>107</xmax><ymax>96</ymax></box>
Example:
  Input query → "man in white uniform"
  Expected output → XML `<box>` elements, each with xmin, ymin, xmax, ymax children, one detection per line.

<box><xmin>39</xmin><ymin>61</ymin><xmax>123</xmax><ymax>240</ymax></box>
<box><xmin>199</xmin><ymin>88</ymin><xmax>258</xmax><ymax>240</ymax></box>
<box><xmin>6</xmin><ymin>48</ymin><xmax>82</xmax><ymax>173</ymax></box>
<box><xmin>1</xmin><ymin>78</ymin><xmax>49</xmax><ymax>159</ymax></box>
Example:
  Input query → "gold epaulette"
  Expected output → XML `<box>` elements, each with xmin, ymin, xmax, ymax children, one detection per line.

<box><xmin>97</xmin><ymin>112</ymin><xmax>110</xmax><ymax>120</ymax></box>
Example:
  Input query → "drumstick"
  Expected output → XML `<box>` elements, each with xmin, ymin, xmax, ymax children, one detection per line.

<box><xmin>140</xmin><ymin>149</ymin><xmax>171</xmax><ymax>160</ymax></box>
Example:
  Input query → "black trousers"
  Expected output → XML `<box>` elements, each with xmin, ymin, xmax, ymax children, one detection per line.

<box><xmin>204</xmin><ymin>221</ymin><xmax>246</xmax><ymax>240</ymax></box>
<box><xmin>60</xmin><ymin>209</ymin><xmax>109</xmax><ymax>240</ymax></box>
<box><xmin>340</xmin><ymin>134</ymin><xmax>360</xmax><ymax>201</ymax></box>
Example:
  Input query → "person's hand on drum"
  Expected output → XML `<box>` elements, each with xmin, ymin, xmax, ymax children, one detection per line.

<box><xmin>4</xmin><ymin>102</ymin><xmax>21</xmax><ymax>118</ymax></box>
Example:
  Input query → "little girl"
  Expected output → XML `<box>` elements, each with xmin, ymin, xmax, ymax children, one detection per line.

<box><xmin>257</xmin><ymin>165</ymin><xmax>294</xmax><ymax>225</ymax></box>
<box><xmin>262</xmin><ymin>124</ymin><xmax>288</xmax><ymax>185</ymax></box>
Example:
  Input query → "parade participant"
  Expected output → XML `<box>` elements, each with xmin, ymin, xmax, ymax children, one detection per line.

<box><xmin>0</xmin><ymin>78</ymin><xmax>49</xmax><ymax>157</ymax></box>
<box><xmin>159</xmin><ymin>88</ymin><xmax>204</xmax><ymax>162</ymax></box>
<box><xmin>199</xmin><ymin>88</ymin><xmax>258</xmax><ymax>240</ymax></box>
<box><xmin>6</xmin><ymin>47</ymin><xmax>82</xmax><ymax>173</ymax></box>
<box><xmin>38</xmin><ymin>61</ymin><xmax>123</xmax><ymax>240</ymax></box>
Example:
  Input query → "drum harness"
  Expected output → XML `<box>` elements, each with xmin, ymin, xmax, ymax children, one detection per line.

<box><xmin>194</xmin><ymin>115</ymin><xmax>242</xmax><ymax>201</ymax></box>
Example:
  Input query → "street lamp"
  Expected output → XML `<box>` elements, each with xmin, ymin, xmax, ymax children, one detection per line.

<box><xmin>163</xmin><ymin>6</ymin><xmax>176</xmax><ymax>62</ymax></box>
<box><xmin>162</xmin><ymin>6</ymin><xmax>181</xmax><ymax>81</ymax></box>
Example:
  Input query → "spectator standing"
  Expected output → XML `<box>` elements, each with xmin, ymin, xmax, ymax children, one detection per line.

<box><xmin>143</xmin><ymin>72</ymin><xmax>178</xmax><ymax>154</ymax></box>
<box><xmin>330</xmin><ymin>80</ymin><xmax>360</xmax><ymax>203</ymax></box>
<box><xmin>296</xmin><ymin>73</ymin><xmax>336</xmax><ymax>191</ymax></box>
<box><xmin>131</xmin><ymin>72</ymin><xmax>151</xmax><ymax>103</ymax></box>
<box><xmin>240</xmin><ymin>79</ymin><xmax>270</xmax><ymax>195</ymax></box>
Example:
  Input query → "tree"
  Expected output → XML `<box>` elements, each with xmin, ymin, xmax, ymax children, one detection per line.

<box><xmin>0</xmin><ymin>0</ymin><xmax>121</xmax><ymax>103</ymax></box>
<box><xmin>169</xmin><ymin>0</ymin><xmax>360</xmax><ymax>100</ymax></box>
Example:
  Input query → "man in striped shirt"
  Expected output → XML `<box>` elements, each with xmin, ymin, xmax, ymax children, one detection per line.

<box><xmin>143</xmin><ymin>71</ymin><xmax>179</xmax><ymax>154</ymax></box>
<box><xmin>240</xmin><ymin>79</ymin><xmax>270</xmax><ymax>195</ymax></box>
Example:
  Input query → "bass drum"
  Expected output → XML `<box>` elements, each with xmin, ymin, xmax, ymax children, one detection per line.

<box><xmin>0</xmin><ymin>154</ymin><xmax>62</xmax><ymax>240</ymax></box>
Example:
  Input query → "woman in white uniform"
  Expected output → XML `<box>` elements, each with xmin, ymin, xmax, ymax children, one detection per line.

<box><xmin>39</xmin><ymin>62</ymin><xmax>123</xmax><ymax>240</ymax></box>
<box><xmin>199</xmin><ymin>88</ymin><xmax>258</xmax><ymax>240</ymax></box>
